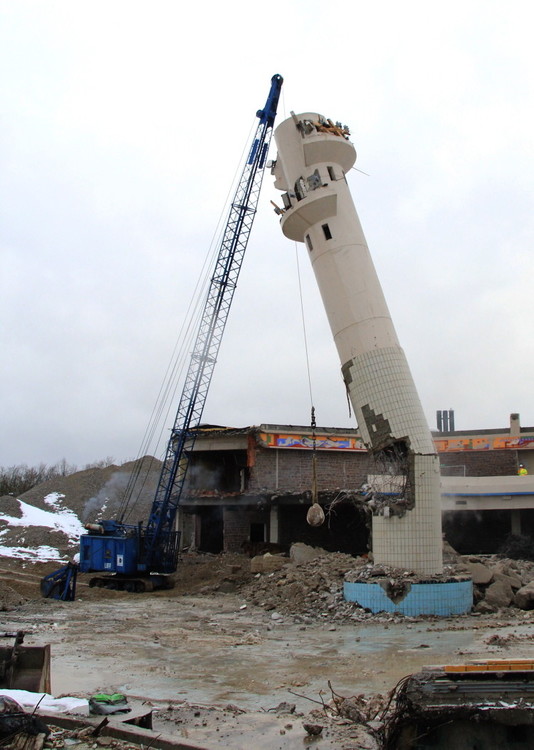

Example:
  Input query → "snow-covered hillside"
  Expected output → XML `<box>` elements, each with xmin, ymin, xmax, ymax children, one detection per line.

<box><xmin>0</xmin><ymin>457</ymin><xmax>161</xmax><ymax>562</ymax></box>
<box><xmin>0</xmin><ymin>492</ymin><xmax>84</xmax><ymax>562</ymax></box>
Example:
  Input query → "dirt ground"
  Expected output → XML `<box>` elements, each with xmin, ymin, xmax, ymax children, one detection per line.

<box><xmin>3</xmin><ymin>553</ymin><xmax>534</xmax><ymax>749</ymax></box>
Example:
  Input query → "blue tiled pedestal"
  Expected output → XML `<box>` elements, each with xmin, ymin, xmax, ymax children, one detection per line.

<box><xmin>343</xmin><ymin>578</ymin><xmax>473</xmax><ymax>616</ymax></box>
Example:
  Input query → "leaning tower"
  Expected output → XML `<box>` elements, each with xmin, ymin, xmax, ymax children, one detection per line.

<box><xmin>272</xmin><ymin>113</ymin><xmax>442</xmax><ymax>575</ymax></box>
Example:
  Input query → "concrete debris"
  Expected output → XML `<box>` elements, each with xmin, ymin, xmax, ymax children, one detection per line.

<box><xmin>463</xmin><ymin>554</ymin><xmax>534</xmax><ymax>613</ymax></box>
<box><xmin>513</xmin><ymin>581</ymin><xmax>534</xmax><ymax>610</ymax></box>
<box><xmin>243</xmin><ymin>542</ymin><xmax>534</xmax><ymax>621</ymax></box>
<box><xmin>482</xmin><ymin>579</ymin><xmax>514</xmax><ymax>610</ymax></box>
<box><xmin>250</xmin><ymin>554</ymin><xmax>286</xmax><ymax>574</ymax></box>
<box><xmin>302</xmin><ymin>722</ymin><xmax>323</xmax><ymax>735</ymax></box>
<box><xmin>289</xmin><ymin>542</ymin><xmax>329</xmax><ymax>565</ymax></box>
<box><xmin>5</xmin><ymin>547</ymin><xmax>534</xmax><ymax>748</ymax></box>
<box><xmin>243</xmin><ymin>546</ymin><xmax>366</xmax><ymax>622</ymax></box>
<box><xmin>46</xmin><ymin>726</ymin><xmax>145</xmax><ymax>749</ymax></box>
<box><xmin>0</xmin><ymin>694</ymin><xmax>50</xmax><ymax>745</ymax></box>
<box><xmin>464</xmin><ymin>560</ymin><xmax>494</xmax><ymax>585</ymax></box>
<box><xmin>382</xmin><ymin>663</ymin><xmax>534</xmax><ymax>749</ymax></box>
<box><xmin>344</xmin><ymin>563</ymin><xmax>466</xmax><ymax>584</ymax></box>
<box><xmin>267</xmin><ymin>702</ymin><xmax>296</xmax><ymax>714</ymax></box>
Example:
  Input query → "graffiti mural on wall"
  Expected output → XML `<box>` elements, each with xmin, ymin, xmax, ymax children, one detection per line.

<box><xmin>258</xmin><ymin>432</ymin><xmax>367</xmax><ymax>451</ymax></box>
<box><xmin>258</xmin><ymin>431</ymin><xmax>534</xmax><ymax>453</ymax></box>
<box><xmin>435</xmin><ymin>436</ymin><xmax>534</xmax><ymax>452</ymax></box>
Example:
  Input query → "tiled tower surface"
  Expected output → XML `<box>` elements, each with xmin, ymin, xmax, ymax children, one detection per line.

<box><xmin>273</xmin><ymin>113</ymin><xmax>442</xmax><ymax>575</ymax></box>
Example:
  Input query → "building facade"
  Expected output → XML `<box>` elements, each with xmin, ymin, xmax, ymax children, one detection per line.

<box><xmin>178</xmin><ymin>414</ymin><xmax>534</xmax><ymax>558</ymax></box>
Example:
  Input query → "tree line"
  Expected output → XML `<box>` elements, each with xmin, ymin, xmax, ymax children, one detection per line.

<box><xmin>0</xmin><ymin>458</ymin><xmax>115</xmax><ymax>497</ymax></box>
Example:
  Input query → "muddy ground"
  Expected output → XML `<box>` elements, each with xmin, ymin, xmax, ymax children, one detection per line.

<box><xmin>3</xmin><ymin>554</ymin><xmax>534</xmax><ymax>749</ymax></box>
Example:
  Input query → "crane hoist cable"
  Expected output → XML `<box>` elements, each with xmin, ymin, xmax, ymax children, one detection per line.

<box><xmin>117</xmin><ymin>116</ymin><xmax>264</xmax><ymax>524</ymax></box>
<box><xmin>306</xmin><ymin>404</ymin><xmax>325</xmax><ymax>527</ymax></box>
<box><xmin>311</xmin><ymin>405</ymin><xmax>318</xmax><ymax>504</ymax></box>
<box><xmin>60</xmin><ymin>75</ymin><xmax>284</xmax><ymax>592</ymax></box>
<box><xmin>141</xmin><ymin>75</ymin><xmax>284</xmax><ymax>567</ymax></box>
<box><xmin>295</xmin><ymin>241</ymin><xmax>325</xmax><ymax>527</ymax></box>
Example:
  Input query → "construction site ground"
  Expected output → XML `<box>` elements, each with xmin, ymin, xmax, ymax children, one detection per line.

<box><xmin>3</xmin><ymin>553</ymin><xmax>534</xmax><ymax>749</ymax></box>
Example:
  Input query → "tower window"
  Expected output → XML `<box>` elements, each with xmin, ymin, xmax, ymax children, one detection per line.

<box><xmin>305</xmin><ymin>234</ymin><xmax>313</xmax><ymax>251</ymax></box>
<box><xmin>322</xmin><ymin>223</ymin><xmax>332</xmax><ymax>240</ymax></box>
<box><xmin>327</xmin><ymin>166</ymin><xmax>336</xmax><ymax>181</ymax></box>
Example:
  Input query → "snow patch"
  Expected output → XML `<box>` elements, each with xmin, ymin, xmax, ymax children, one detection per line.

<box><xmin>0</xmin><ymin>543</ymin><xmax>64</xmax><ymax>562</ymax></box>
<box><xmin>43</xmin><ymin>492</ymin><xmax>66</xmax><ymax>509</ymax></box>
<box><xmin>0</xmin><ymin>496</ymin><xmax>85</xmax><ymax>561</ymax></box>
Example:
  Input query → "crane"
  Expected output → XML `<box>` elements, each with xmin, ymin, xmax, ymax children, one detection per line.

<box><xmin>142</xmin><ymin>73</ymin><xmax>283</xmax><ymax>576</ymax></box>
<box><xmin>48</xmin><ymin>74</ymin><xmax>283</xmax><ymax>596</ymax></box>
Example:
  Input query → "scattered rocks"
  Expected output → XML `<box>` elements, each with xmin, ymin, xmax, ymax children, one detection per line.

<box><xmin>243</xmin><ymin>542</ymin><xmax>534</xmax><ymax>621</ymax></box>
<box><xmin>483</xmin><ymin>580</ymin><xmax>514</xmax><ymax>609</ymax></box>
<box><xmin>303</xmin><ymin>722</ymin><xmax>323</xmax><ymax>735</ymax></box>
<box><xmin>243</xmin><ymin>546</ymin><xmax>364</xmax><ymax>622</ymax></box>
<box><xmin>464</xmin><ymin>561</ymin><xmax>493</xmax><ymax>585</ymax></box>
<box><xmin>514</xmin><ymin>581</ymin><xmax>534</xmax><ymax>610</ymax></box>
<box><xmin>250</xmin><ymin>554</ymin><xmax>287</xmax><ymax>573</ymax></box>
<box><xmin>465</xmin><ymin>554</ymin><xmax>534</xmax><ymax>613</ymax></box>
<box><xmin>289</xmin><ymin>542</ymin><xmax>328</xmax><ymax>565</ymax></box>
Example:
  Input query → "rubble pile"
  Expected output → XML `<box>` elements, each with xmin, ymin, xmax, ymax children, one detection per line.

<box><xmin>344</xmin><ymin>562</ymin><xmax>468</xmax><ymax>585</ymax></box>
<box><xmin>241</xmin><ymin>541</ymin><xmax>534</xmax><ymax>620</ymax></box>
<box><xmin>464</xmin><ymin>554</ymin><xmax>534</xmax><ymax>613</ymax></box>
<box><xmin>243</xmin><ymin>544</ymin><xmax>366</xmax><ymax>621</ymax></box>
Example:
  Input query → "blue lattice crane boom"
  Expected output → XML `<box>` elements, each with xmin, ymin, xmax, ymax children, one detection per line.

<box><xmin>68</xmin><ymin>74</ymin><xmax>283</xmax><ymax>593</ymax></box>
<box><xmin>144</xmin><ymin>73</ymin><xmax>283</xmax><ymax>571</ymax></box>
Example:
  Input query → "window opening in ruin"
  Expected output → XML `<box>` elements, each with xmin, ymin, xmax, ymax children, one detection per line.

<box><xmin>187</xmin><ymin>450</ymin><xmax>248</xmax><ymax>493</ymax></box>
<box><xmin>198</xmin><ymin>506</ymin><xmax>223</xmax><ymax>553</ymax></box>
<box><xmin>322</xmin><ymin>223</ymin><xmax>332</xmax><ymax>240</ymax></box>
<box><xmin>250</xmin><ymin>522</ymin><xmax>266</xmax><ymax>543</ymax></box>
<box><xmin>365</xmin><ymin>441</ymin><xmax>412</xmax><ymax>516</ymax></box>
<box><xmin>294</xmin><ymin>177</ymin><xmax>307</xmax><ymax>201</ymax></box>
<box><xmin>307</xmin><ymin>169</ymin><xmax>322</xmax><ymax>191</ymax></box>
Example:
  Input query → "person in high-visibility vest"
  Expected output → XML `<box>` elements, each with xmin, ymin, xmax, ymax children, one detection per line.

<box><xmin>518</xmin><ymin>464</ymin><xmax>528</xmax><ymax>476</ymax></box>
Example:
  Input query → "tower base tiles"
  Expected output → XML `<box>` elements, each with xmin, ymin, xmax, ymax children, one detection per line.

<box><xmin>273</xmin><ymin>112</ymin><xmax>442</xmax><ymax>575</ymax></box>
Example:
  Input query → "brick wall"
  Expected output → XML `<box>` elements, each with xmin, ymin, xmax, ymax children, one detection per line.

<box><xmin>248</xmin><ymin>443</ymin><xmax>522</xmax><ymax>491</ymax></box>
<box><xmin>439</xmin><ymin>450</ymin><xmax>518</xmax><ymax>477</ymax></box>
<box><xmin>248</xmin><ymin>447</ymin><xmax>373</xmax><ymax>492</ymax></box>
<box><xmin>223</xmin><ymin>508</ymin><xmax>269</xmax><ymax>552</ymax></box>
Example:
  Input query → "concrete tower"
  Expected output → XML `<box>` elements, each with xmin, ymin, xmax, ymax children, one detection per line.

<box><xmin>273</xmin><ymin>113</ymin><xmax>442</xmax><ymax>575</ymax></box>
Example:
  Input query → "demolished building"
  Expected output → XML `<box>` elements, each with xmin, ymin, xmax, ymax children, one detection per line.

<box><xmin>177</xmin><ymin>413</ymin><xmax>534</xmax><ymax>557</ymax></box>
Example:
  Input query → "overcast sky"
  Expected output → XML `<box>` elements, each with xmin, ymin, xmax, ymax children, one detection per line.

<box><xmin>2</xmin><ymin>1</ymin><xmax>534</xmax><ymax>467</ymax></box>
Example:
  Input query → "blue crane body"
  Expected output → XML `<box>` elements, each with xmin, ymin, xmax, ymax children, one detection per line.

<box><xmin>58</xmin><ymin>75</ymin><xmax>283</xmax><ymax>594</ymax></box>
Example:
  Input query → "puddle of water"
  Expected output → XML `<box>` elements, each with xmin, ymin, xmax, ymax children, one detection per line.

<box><xmin>49</xmin><ymin>618</ymin><xmax>503</xmax><ymax>712</ymax></box>
<box><xmin>10</xmin><ymin>596</ymin><xmax>534</xmax><ymax>716</ymax></box>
